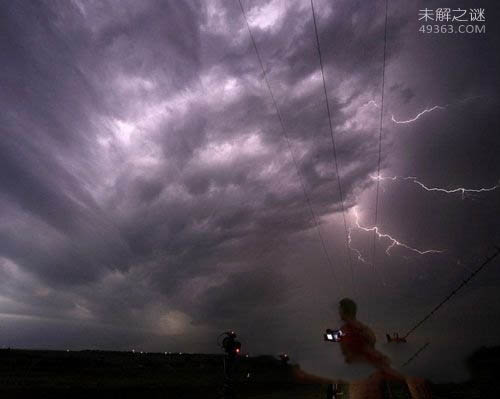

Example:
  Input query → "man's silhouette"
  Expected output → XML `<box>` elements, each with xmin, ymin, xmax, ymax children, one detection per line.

<box><xmin>337</xmin><ymin>298</ymin><xmax>431</xmax><ymax>398</ymax></box>
<box><xmin>338</xmin><ymin>298</ymin><xmax>390</xmax><ymax>370</ymax></box>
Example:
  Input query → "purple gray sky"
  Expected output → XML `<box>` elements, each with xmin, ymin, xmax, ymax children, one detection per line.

<box><xmin>1</xmin><ymin>0</ymin><xmax>499</xmax><ymax>382</ymax></box>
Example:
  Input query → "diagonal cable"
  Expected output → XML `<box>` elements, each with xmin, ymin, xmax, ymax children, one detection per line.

<box><xmin>310</xmin><ymin>0</ymin><xmax>354</xmax><ymax>293</ymax></box>
<box><xmin>403</xmin><ymin>246</ymin><xmax>500</xmax><ymax>339</ymax></box>
<box><xmin>372</xmin><ymin>0</ymin><xmax>389</xmax><ymax>269</ymax></box>
<box><xmin>237</xmin><ymin>0</ymin><xmax>341</xmax><ymax>290</ymax></box>
<box><xmin>402</xmin><ymin>342</ymin><xmax>430</xmax><ymax>367</ymax></box>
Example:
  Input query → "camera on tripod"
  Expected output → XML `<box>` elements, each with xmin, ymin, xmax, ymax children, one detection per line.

<box><xmin>220</xmin><ymin>331</ymin><xmax>241</xmax><ymax>356</ymax></box>
<box><xmin>324</xmin><ymin>328</ymin><xmax>345</xmax><ymax>342</ymax></box>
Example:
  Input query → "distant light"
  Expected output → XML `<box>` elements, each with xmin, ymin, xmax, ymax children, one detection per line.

<box><xmin>132</xmin><ymin>349</ymin><xmax>135</xmax><ymax>353</ymax></box>
<box><xmin>236</xmin><ymin>348</ymin><xmax>240</xmax><ymax>353</ymax></box>
<box><xmin>66</xmin><ymin>349</ymin><xmax>70</xmax><ymax>352</ymax></box>
<box><xmin>326</xmin><ymin>334</ymin><xmax>333</xmax><ymax>340</ymax></box>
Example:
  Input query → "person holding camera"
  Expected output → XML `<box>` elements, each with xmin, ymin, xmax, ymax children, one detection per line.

<box><xmin>335</xmin><ymin>298</ymin><xmax>431</xmax><ymax>398</ymax></box>
<box><xmin>337</xmin><ymin>298</ymin><xmax>390</xmax><ymax>370</ymax></box>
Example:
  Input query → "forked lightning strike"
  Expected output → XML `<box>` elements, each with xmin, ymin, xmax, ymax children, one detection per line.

<box><xmin>371</xmin><ymin>175</ymin><xmax>500</xmax><ymax>199</ymax></box>
<box><xmin>348</xmin><ymin>227</ymin><xmax>370</xmax><ymax>264</ymax></box>
<box><xmin>351</xmin><ymin>206</ymin><xmax>443</xmax><ymax>257</ymax></box>
<box><xmin>391</xmin><ymin>105</ymin><xmax>446</xmax><ymax>124</ymax></box>
<box><xmin>391</xmin><ymin>96</ymin><xmax>484</xmax><ymax>124</ymax></box>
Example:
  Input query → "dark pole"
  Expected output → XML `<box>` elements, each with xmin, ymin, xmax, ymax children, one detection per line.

<box><xmin>222</xmin><ymin>352</ymin><xmax>236</xmax><ymax>399</ymax></box>
<box><xmin>326</xmin><ymin>383</ymin><xmax>342</xmax><ymax>399</ymax></box>
<box><xmin>326</xmin><ymin>383</ymin><xmax>334</xmax><ymax>399</ymax></box>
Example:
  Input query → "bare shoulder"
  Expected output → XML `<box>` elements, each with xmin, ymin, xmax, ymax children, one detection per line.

<box><xmin>357</xmin><ymin>321</ymin><xmax>377</xmax><ymax>344</ymax></box>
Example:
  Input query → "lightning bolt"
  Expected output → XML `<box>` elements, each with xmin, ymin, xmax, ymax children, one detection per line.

<box><xmin>391</xmin><ymin>105</ymin><xmax>446</xmax><ymax>124</ymax></box>
<box><xmin>391</xmin><ymin>96</ymin><xmax>484</xmax><ymax>125</ymax></box>
<box><xmin>351</xmin><ymin>206</ymin><xmax>444</xmax><ymax>257</ymax></box>
<box><xmin>371</xmin><ymin>175</ymin><xmax>500</xmax><ymax>200</ymax></box>
<box><xmin>348</xmin><ymin>219</ymin><xmax>389</xmax><ymax>287</ymax></box>
<box><xmin>347</xmin><ymin>227</ymin><xmax>370</xmax><ymax>264</ymax></box>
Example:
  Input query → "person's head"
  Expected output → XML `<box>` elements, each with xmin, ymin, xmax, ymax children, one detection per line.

<box><xmin>339</xmin><ymin>298</ymin><xmax>357</xmax><ymax>321</ymax></box>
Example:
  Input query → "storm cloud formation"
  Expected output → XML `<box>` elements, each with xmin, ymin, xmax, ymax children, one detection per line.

<box><xmin>1</xmin><ymin>0</ymin><xmax>499</xmax><ymax>382</ymax></box>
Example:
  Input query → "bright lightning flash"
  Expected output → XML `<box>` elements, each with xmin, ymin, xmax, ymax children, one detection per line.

<box><xmin>348</xmin><ymin>227</ymin><xmax>370</xmax><ymax>264</ymax></box>
<box><xmin>391</xmin><ymin>105</ymin><xmax>446</xmax><ymax>124</ymax></box>
<box><xmin>371</xmin><ymin>175</ymin><xmax>500</xmax><ymax>200</ymax></box>
<box><xmin>351</xmin><ymin>206</ymin><xmax>444</xmax><ymax>257</ymax></box>
<box><xmin>391</xmin><ymin>96</ymin><xmax>484</xmax><ymax>124</ymax></box>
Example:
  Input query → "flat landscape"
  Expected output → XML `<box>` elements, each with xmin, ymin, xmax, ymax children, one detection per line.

<box><xmin>0</xmin><ymin>349</ymin><xmax>325</xmax><ymax>398</ymax></box>
<box><xmin>1</xmin><ymin>346</ymin><xmax>499</xmax><ymax>398</ymax></box>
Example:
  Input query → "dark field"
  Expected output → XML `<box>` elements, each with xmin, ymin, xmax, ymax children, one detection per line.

<box><xmin>0</xmin><ymin>349</ymin><xmax>327</xmax><ymax>398</ymax></box>
<box><xmin>0</xmin><ymin>347</ymin><xmax>499</xmax><ymax>398</ymax></box>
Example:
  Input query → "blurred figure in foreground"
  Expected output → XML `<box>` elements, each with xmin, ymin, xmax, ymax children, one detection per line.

<box><xmin>338</xmin><ymin>298</ymin><xmax>390</xmax><ymax>370</ymax></box>
<box><xmin>337</xmin><ymin>298</ymin><xmax>431</xmax><ymax>398</ymax></box>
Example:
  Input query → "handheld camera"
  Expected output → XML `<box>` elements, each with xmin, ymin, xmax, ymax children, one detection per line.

<box><xmin>324</xmin><ymin>329</ymin><xmax>345</xmax><ymax>342</ymax></box>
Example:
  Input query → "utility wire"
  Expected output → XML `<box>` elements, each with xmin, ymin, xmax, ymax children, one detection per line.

<box><xmin>238</xmin><ymin>0</ymin><xmax>341</xmax><ymax>291</ymax></box>
<box><xmin>372</xmin><ymin>0</ymin><xmax>389</xmax><ymax>270</ymax></box>
<box><xmin>402</xmin><ymin>342</ymin><xmax>429</xmax><ymax>367</ymax></box>
<box><xmin>403</xmin><ymin>246</ymin><xmax>500</xmax><ymax>339</ymax></box>
<box><xmin>310</xmin><ymin>0</ymin><xmax>354</xmax><ymax>294</ymax></box>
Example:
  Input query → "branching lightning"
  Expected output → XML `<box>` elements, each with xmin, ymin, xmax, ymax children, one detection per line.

<box><xmin>371</xmin><ymin>174</ymin><xmax>500</xmax><ymax>199</ymax></box>
<box><xmin>347</xmin><ymin>95</ymin><xmax>492</xmax><ymax>266</ymax></box>
<box><xmin>348</xmin><ymin>227</ymin><xmax>370</xmax><ymax>264</ymax></box>
<box><xmin>350</xmin><ymin>206</ymin><xmax>444</xmax><ymax>258</ymax></box>
<box><xmin>391</xmin><ymin>96</ymin><xmax>484</xmax><ymax>124</ymax></box>
<box><xmin>348</xmin><ymin>173</ymin><xmax>497</xmax><ymax>263</ymax></box>
<box><xmin>391</xmin><ymin>105</ymin><xmax>446</xmax><ymax>124</ymax></box>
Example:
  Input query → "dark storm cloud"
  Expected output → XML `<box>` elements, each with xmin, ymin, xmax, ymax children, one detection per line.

<box><xmin>1</xmin><ymin>0</ymin><xmax>499</xmax><ymax>382</ymax></box>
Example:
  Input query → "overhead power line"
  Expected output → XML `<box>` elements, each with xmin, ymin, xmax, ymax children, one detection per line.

<box><xmin>310</xmin><ymin>0</ymin><xmax>354</xmax><ymax>293</ymax></box>
<box><xmin>404</xmin><ymin>246</ymin><xmax>500</xmax><ymax>339</ymax></box>
<box><xmin>372</xmin><ymin>0</ymin><xmax>389</xmax><ymax>270</ymax></box>
<box><xmin>237</xmin><ymin>0</ymin><xmax>341</xmax><ymax>291</ymax></box>
<box><xmin>402</xmin><ymin>342</ymin><xmax>430</xmax><ymax>367</ymax></box>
